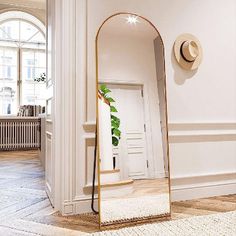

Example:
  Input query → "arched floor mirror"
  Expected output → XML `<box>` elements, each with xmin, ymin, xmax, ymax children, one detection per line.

<box><xmin>96</xmin><ymin>13</ymin><xmax>171</xmax><ymax>228</ymax></box>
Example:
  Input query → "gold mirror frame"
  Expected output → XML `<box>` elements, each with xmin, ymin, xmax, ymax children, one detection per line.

<box><xmin>95</xmin><ymin>12</ymin><xmax>172</xmax><ymax>229</ymax></box>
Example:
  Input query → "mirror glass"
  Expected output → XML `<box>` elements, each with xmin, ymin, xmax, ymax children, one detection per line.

<box><xmin>97</xmin><ymin>13</ymin><xmax>171</xmax><ymax>227</ymax></box>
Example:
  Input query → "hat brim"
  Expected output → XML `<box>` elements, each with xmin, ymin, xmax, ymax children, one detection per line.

<box><xmin>174</xmin><ymin>33</ymin><xmax>203</xmax><ymax>70</ymax></box>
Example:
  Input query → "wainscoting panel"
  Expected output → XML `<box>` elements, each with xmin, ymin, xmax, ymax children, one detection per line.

<box><xmin>169</xmin><ymin>122</ymin><xmax>236</xmax><ymax>202</ymax></box>
<box><xmin>45</xmin><ymin>131</ymin><xmax>54</xmax><ymax>206</ymax></box>
<box><xmin>85</xmin><ymin>136</ymin><xmax>96</xmax><ymax>186</ymax></box>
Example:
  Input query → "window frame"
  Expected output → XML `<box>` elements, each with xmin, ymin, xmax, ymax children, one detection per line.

<box><xmin>20</xmin><ymin>47</ymin><xmax>46</xmax><ymax>107</ymax></box>
<box><xmin>0</xmin><ymin>11</ymin><xmax>46</xmax><ymax>115</ymax></box>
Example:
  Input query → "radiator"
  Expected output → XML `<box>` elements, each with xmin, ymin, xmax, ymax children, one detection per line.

<box><xmin>0</xmin><ymin>118</ymin><xmax>41</xmax><ymax>150</ymax></box>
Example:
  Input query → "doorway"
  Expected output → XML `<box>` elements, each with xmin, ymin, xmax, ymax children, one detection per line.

<box><xmin>0</xmin><ymin>7</ymin><xmax>54</xmax><ymax>213</ymax></box>
<box><xmin>105</xmin><ymin>83</ymin><xmax>149</xmax><ymax>180</ymax></box>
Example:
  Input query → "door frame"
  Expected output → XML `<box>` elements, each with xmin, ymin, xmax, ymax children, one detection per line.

<box><xmin>99</xmin><ymin>79</ymin><xmax>157</xmax><ymax>179</ymax></box>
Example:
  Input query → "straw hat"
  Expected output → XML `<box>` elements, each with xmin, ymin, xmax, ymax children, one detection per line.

<box><xmin>174</xmin><ymin>34</ymin><xmax>203</xmax><ymax>70</ymax></box>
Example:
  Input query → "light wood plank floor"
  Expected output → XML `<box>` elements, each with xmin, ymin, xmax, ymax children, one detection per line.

<box><xmin>0</xmin><ymin>150</ymin><xmax>235</xmax><ymax>235</ymax></box>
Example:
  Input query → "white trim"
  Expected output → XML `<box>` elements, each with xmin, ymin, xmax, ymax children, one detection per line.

<box><xmin>171</xmin><ymin>172</ymin><xmax>236</xmax><ymax>201</ymax></box>
<box><xmin>99</xmin><ymin>78</ymin><xmax>143</xmax><ymax>86</ymax></box>
<box><xmin>83</xmin><ymin>134</ymin><xmax>96</xmax><ymax>139</ymax></box>
<box><xmin>74</xmin><ymin>0</ymin><xmax>95</xmax><ymax>213</ymax></box>
<box><xmin>62</xmin><ymin>0</ymin><xmax>76</xmax><ymax>211</ymax></box>
<box><xmin>0</xmin><ymin>11</ymin><xmax>46</xmax><ymax>35</ymax></box>
<box><xmin>169</xmin><ymin>134</ymin><xmax>236</xmax><ymax>143</ymax></box>
<box><xmin>82</xmin><ymin>121</ymin><xmax>236</xmax><ymax>143</ymax></box>
<box><xmin>51</xmin><ymin>0</ymin><xmax>61</xmax><ymax>211</ymax></box>
<box><xmin>169</xmin><ymin>122</ymin><xmax>236</xmax><ymax>131</ymax></box>
<box><xmin>46</xmin><ymin>131</ymin><xmax>52</xmax><ymax>136</ymax></box>
<box><xmin>169</xmin><ymin>122</ymin><xmax>236</xmax><ymax>143</ymax></box>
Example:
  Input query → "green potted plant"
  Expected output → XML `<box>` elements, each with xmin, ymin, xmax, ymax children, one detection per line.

<box><xmin>100</xmin><ymin>84</ymin><xmax>121</xmax><ymax>169</ymax></box>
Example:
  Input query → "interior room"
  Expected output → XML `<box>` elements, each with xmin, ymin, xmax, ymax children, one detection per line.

<box><xmin>0</xmin><ymin>0</ymin><xmax>235</xmax><ymax>235</ymax></box>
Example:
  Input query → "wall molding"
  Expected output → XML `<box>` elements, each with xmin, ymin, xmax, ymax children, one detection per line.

<box><xmin>82</xmin><ymin>121</ymin><xmax>236</xmax><ymax>143</ymax></box>
<box><xmin>169</xmin><ymin>122</ymin><xmax>236</xmax><ymax>130</ymax></box>
<box><xmin>169</xmin><ymin>122</ymin><xmax>236</xmax><ymax>143</ymax></box>
<box><xmin>169</xmin><ymin>134</ymin><xmax>236</xmax><ymax>143</ymax></box>
<box><xmin>83</xmin><ymin>121</ymin><xmax>96</xmax><ymax>133</ymax></box>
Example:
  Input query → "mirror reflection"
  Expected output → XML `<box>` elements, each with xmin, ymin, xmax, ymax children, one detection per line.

<box><xmin>97</xmin><ymin>14</ymin><xmax>171</xmax><ymax>226</ymax></box>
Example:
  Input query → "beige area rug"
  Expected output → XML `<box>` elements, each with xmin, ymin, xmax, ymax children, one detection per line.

<box><xmin>0</xmin><ymin>211</ymin><xmax>235</xmax><ymax>235</ymax></box>
<box><xmin>0</xmin><ymin>219</ymin><xmax>86</xmax><ymax>236</ymax></box>
<box><xmin>92</xmin><ymin>211</ymin><xmax>236</xmax><ymax>236</ymax></box>
<box><xmin>101</xmin><ymin>194</ymin><xmax>170</xmax><ymax>224</ymax></box>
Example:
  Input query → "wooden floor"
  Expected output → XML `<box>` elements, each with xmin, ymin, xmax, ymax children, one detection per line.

<box><xmin>0</xmin><ymin>150</ymin><xmax>235</xmax><ymax>235</ymax></box>
<box><xmin>131</xmin><ymin>178</ymin><xmax>169</xmax><ymax>195</ymax></box>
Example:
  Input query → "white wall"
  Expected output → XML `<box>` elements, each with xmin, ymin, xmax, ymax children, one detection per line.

<box><xmin>99</xmin><ymin>35</ymin><xmax>156</xmax><ymax>82</ymax></box>
<box><xmin>51</xmin><ymin>0</ymin><xmax>236</xmax><ymax>215</ymax></box>
<box><xmin>99</xmin><ymin>33</ymin><xmax>165</xmax><ymax>177</ymax></box>
<box><xmin>87</xmin><ymin>0</ymin><xmax>236</xmax><ymax>121</ymax></box>
<box><xmin>85</xmin><ymin>0</ymin><xmax>236</xmax><ymax>203</ymax></box>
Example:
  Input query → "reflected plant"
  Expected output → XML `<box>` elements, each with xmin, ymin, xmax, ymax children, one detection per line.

<box><xmin>34</xmin><ymin>73</ymin><xmax>46</xmax><ymax>83</ymax></box>
<box><xmin>100</xmin><ymin>84</ymin><xmax>121</xmax><ymax>147</ymax></box>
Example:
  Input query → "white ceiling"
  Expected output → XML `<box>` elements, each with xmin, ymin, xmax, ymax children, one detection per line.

<box><xmin>99</xmin><ymin>14</ymin><xmax>158</xmax><ymax>40</ymax></box>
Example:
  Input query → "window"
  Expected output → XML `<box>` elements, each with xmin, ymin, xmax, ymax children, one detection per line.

<box><xmin>22</xmin><ymin>50</ymin><xmax>46</xmax><ymax>106</ymax></box>
<box><xmin>0</xmin><ymin>11</ymin><xmax>46</xmax><ymax>115</ymax></box>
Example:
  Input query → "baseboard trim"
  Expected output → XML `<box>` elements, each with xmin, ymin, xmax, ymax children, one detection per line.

<box><xmin>150</xmin><ymin>171</ymin><xmax>167</xmax><ymax>178</ymax></box>
<box><xmin>171</xmin><ymin>172</ymin><xmax>236</xmax><ymax>201</ymax></box>
<box><xmin>63</xmin><ymin>172</ymin><xmax>236</xmax><ymax>215</ymax></box>
<box><xmin>62</xmin><ymin>197</ymin><xmax>98</xmax><ymax>215</ymax></box>
<box><xmin>171</xmin><ymin>182</ymin><xmax>236</xmax><ymax>202</ymax></box>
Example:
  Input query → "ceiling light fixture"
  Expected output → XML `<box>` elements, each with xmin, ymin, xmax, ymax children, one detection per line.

<box><xmin>126</xmin><ymin>15</ymin><xmax>139</xmax><ymax>25</ymax></box>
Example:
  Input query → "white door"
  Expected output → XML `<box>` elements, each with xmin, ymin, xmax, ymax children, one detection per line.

<box><xmin>107</xmin><ymin>84</ymin><xmax>148</xmax><ymax>180</ymax></box>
